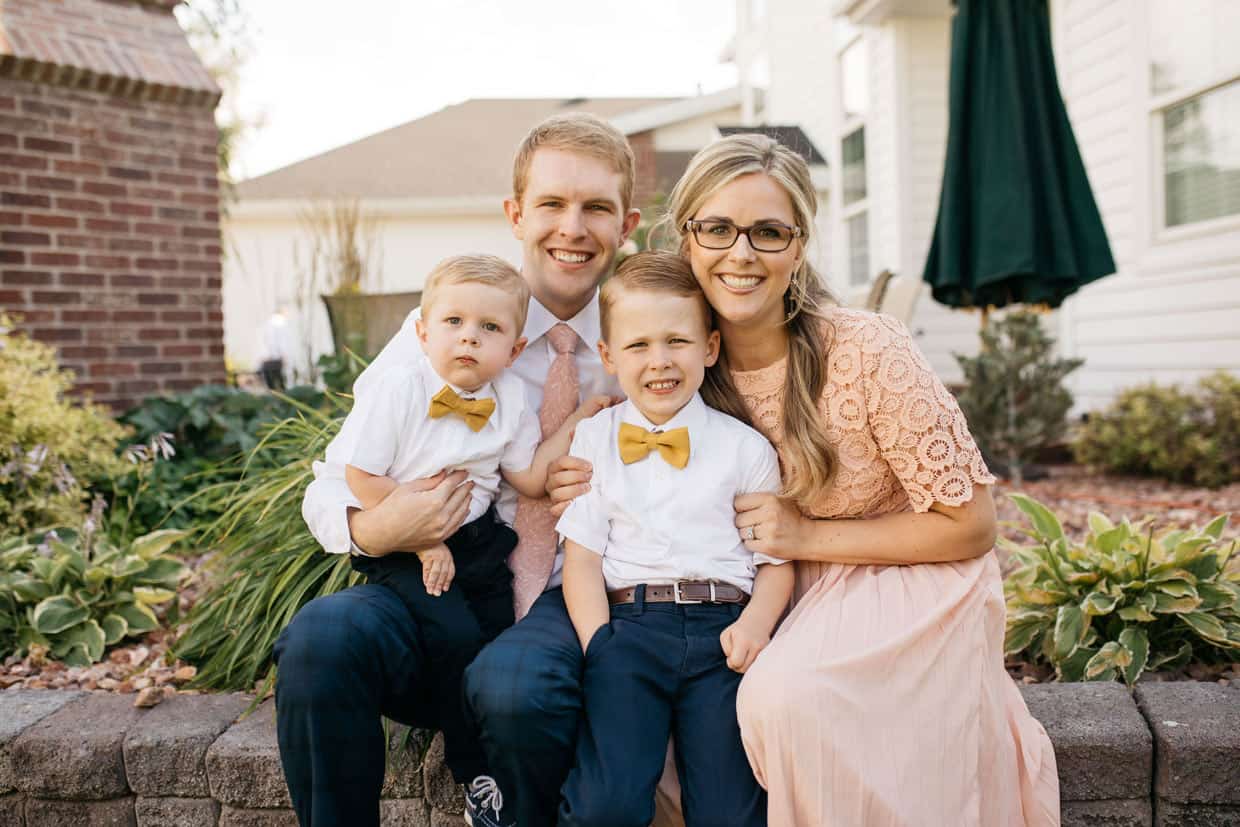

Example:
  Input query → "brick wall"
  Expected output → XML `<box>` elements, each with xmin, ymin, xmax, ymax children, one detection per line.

<box><xmin>629</xmin><ymin>129</ymin><xmax>659</xmax><ymax>211</ymax></box>
<box><xmin>0</xmin><ymin>0</ymin><xmax>224</xmax><ymax>411</ymax></box>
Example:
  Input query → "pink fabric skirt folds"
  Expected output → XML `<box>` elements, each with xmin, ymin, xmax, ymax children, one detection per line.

<box><xmin>737</xmin><ymin>553</ymin><xmax>1061</xmax><ymax>827</ymax></box>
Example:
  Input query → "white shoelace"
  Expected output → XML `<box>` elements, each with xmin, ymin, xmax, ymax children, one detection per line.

<box><xmin>469</xmin><ymin>775</ymin><xmax>504</xmax><ymax>817</ymax></box>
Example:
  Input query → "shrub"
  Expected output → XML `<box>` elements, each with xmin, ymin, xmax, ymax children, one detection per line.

<box><xmin>0</xmin><ymin>513</ymin><xmax>190</xmax><ymax>665</ymax></box>
<box><xmin>1073</xmin><ymin>371</ymin><xmax>1240</xmax><ymax>488</ymax></box>
<box><xmin>0</xmin><ymin>317</ymin><xmax>131</xmax><ymax>536</ymax></box>
<box><xmin>954</xmin><ymin>311</ymin><xmax>1083</xmax><ymax>484</ymax></box>
<box><xmin>173</xmin><ymin>396</ymin><xmax>358</xmax><ymax>691</ymax></box>
<box><xmin>1003</xmin><ymin>494</ymin><xmax>1240</xmax><ymax>685</ymax></box>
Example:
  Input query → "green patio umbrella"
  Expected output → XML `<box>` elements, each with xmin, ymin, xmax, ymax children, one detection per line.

<box><xmin>923</xmin><ymin>0</ymin><xmax>1115</xmax><ymax>310</ymax></box>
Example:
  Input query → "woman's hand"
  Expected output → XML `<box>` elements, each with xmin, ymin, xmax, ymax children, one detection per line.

<box><xmin>734</xmin><ymin>492</ymin><xmax>808</xmax><ymax>560</ymax></box>
<box><xmin>546</xmin><ymin>455</ymin><xmax>593</xmax><ymax>517</ymax></box>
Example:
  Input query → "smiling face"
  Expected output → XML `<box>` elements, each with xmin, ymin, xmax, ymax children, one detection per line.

<box><xmin>598</xmin><ymin>287</ymin><xmax>720</xmax><ymax>426</ymax></box>
<box><xmin>686</xmin><ymin>172</ymin><xmax>803</xmax><ymax>332</ymax></box>
<box><xmin>504</xmin><ymin>148</ymin><xmax>641</xmax><ymax>321</ymax></box>
<box><xmin>415</xmin><ymin>282</ymin><xmax>527</xmax><ymax>392</ymax></box>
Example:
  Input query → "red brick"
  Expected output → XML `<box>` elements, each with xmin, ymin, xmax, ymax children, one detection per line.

<box><xmin>159</xmin><ymin>275</ymin><xmax>200</xmax><ymax>289</ymax></box>
<box><xmin>137</xmin><ymin>327</ymin><xmax>179</xmax><ymax>340</ymax></box>
<box><xmin>54</xmin><ymin>159</ymin><xmax>104</xmax><ymax>177</ymax></box>
<box><xmin>85</xmin><ymin>217</ymin><xmax>129</xmax><ymax>233</ymax></box>
<box><xmin>116</xmin><ymin>344</ymin><xmax>157</xmax><ymax>358</ymax></box>
<box><xmin>53</xmin><ymin>235</ymin><xmax>107</xmax><ymax>251</ymax></box>
<box><xmin>136</xmin><ymin>257</ymin><xmax>178</xmax><ymax>271</ymax></box>
<box><xmin>112</xmin><ymin>309</ymin><xmax>156</xmax><ymax>322</ymax></box>
<box><xmin>23</xmin><ymin>136</ymin><xmax>73</xmax><ymax>154</ymax></box>
<box><xmin>0</xmin><ymin>250</ymin><xmax>26</xmax><ymax>264</ymax></box>
<box><xmin>17</xmin><ymin>309</ymin><xmax>57</xmax><ymax>323</ymax></box>
<box><xmin>2</xmin><ymin>230</ymin><xmax>51</xmax><ymax>246</ymax></box>
<box><xmin>160</xmin><ymin>309</ymin><xmax>202</xmax><ymax>323</ymax></box>
<box><xmin>85</xmin><ymin>254</ymin><xmax>130</xmax><ymax>269</ymax></box>
<box><xmin>178</xmin><ymin>157</ymin><xmax>217</xmax><ymax>174</ymax></box>
<box><xmin>28</xmin><ymin>213</ymin><xmax>78</xmax><ymax>229</ymax></box>
<box><xmin>0</xmin><ymin>98</ymin><xmax>13</xmax><ymax>111</ymax></box>
<box><xmin>0</xmin><ymin>152</ymin><xmax>48</xmax><ymax>170</ymax></box>
<box><xmin>21</xmin><ymin>100</ymin><xmax>72</xmax><ymax>120</ymax></box>
<box><xmin>30</xmin><ymin>326</ymin><xmax>82</xmax><ymax>342</ymax></box>
<box><xmin>0</xmin><ymin>133</ymin><xmax>14</xmax><ymax>148</ymax></box>
<box><xmin>109</xmin><ymin>237</ymin><xmax>153</xmax><ymax>252</ymax></box>
<box><xmin>2</xmin><ymin>270</ymin><xmax>52</xmax><ymax>286</ymax></box>
<box><xmin>80</xmin><ymin>143</ymin><xmax>126</xmax><ymax>163</ymax></box>
<box><xmin>137</xmin><ymin>292</ymin><xmax>178</xmax><ymax>306</ymax></box>
<box><xmin>32</xmin><ymin>251</ymin><xmax>83</xmax><ymax>266</ymax></box>
<box><xmin>107</xmin><ymin>166</ymin><xmax>152</xmax><ymax>182</ymax></box>
<box><xmin>131</xmin><ymin>186</ymin><xmax>174</xmax><ymax>201</ymax></box>
<box><xmin>32</xmin><ymin>290</ymin><xmax>81</xmax><ymax>304</ymax></box>
<box><xmin>207</xmin><ymin>343</ymin><xmax>224</xmax><ymax>356</ymax></box>
<box><xmin>26</xmin><ymin>175</ymin><xmax>76</xmax><ymax>192</ymax></box>
<box><xmin>131</xmin><ymin>117</ymin><xmax>175</xmax><ymax>133</ymax></box>
<box><xmin>157</xmin><ymin>171</ymin><xmax>196</xmax><ymax>187</ymax></box>
<box><xmin>74</xmin><ymin>381</ymin><xmax>114</xmax><ymax>395</ymax></box>
<box><xmin>83</xmin><ymin>180</ymin><xmax>127</xmax><ymax>197</ymax></box>
<box><xmin>118</xmin><ymin>379</ymin><xmax>159</xmax><ymax>394</ymax></box>
<box><xmin>182</xmin><ymin>226</ymin><xmax>218</xmax><ymax>240</ymax></box>
<box><xmin>0</xmin><ymin>289</ymin><xmax>25</xmax><ymax>303</ymax></box>
<box><xmin>2</xmin><ymin>192</ymin><xmax>51</xmax><ymax>208</ymax></box>
<box><xmin>86</xmin><ymin>327</ymin><xmax>137</xmax><ymax>343</ymax></box>
<box><xmin>61</xmin><ymin>345</ymin><xmax>109</xmax><ymax>359</ymax></box>
<box><xmin>62</xmin><ymin>309</ymin><xmax>108</xmax><ymax>322</ymax></box>
<box><xmin>162</xmin><ymin>343</ymin><xmax>203</xmax><ymax>358</ymax></box>
<box><xmin>89</xmin><ymin>362</ymin><xmax>137</xmax><ymax>377</ymax></box>
<box><xmin>135</xmin><ymin>221</ymin><xmax>177</xmax><ymax>237</ymax></box>
<box><xmin>110</xmin><ymin>201</ymin><xmax>153</xmax><ymax>218</ymax></box>
<box><xmin>54</xmin><ymin>196</ymin><xmax>104</xmax><ymax>213</ymax></box>
<box><xmin>60</xmin><ymin>272</ymin><xmax>106</xmax><ymax>287</ymax></box>
<box><xmin>157</xmin><ymin>206</ymin><xmax>197</xmax><ymax>221</ymax></box>
<box><xmin>129</xmin><ymin>151</ymin><xmax>174</xmax><ymax>168</ymax></box>
<box><xmin>0</xmin><ymin>210</ymin><xmax>21</xmax><ymax>225</ymax></box>
<box><xmin>140</xmin><ymin>361</ymin><xmax>182</xmax><ymax>375</ymax></box>
<box><xmin>110</xmin><ymin>274</ymin><xmax>155</xmax><ymax>287</ymax></box>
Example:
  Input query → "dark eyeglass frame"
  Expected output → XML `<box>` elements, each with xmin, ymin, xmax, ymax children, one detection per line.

<box><xmin>684</xmin><ymin>219</ymin><xmax>804</xmax><ymax>252</ymax></box>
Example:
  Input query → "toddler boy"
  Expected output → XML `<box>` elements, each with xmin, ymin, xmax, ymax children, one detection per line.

<box><xmin>556</xmin><ymin>250</ymin><xmax>794</xmax><ymax>827</ymax></box>
<box><xmin>340</xmin><ymin>254</ymin><xmax>605</xmax><ymax>824</ymax></box>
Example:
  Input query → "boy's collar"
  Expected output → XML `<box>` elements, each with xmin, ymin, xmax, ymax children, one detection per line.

<box><xmin>523</xmin><ymin>292</ymin><xmax>600</xmax><ymax>350</ymax></box>
<box><xmin>416</xmin><ymin>352</ymin><xmax>497</xmax><ymax>403</ymax></box>
<box><xmin>619</xmin><ymin>393</ymin><xmax>707</xmax><ymax>435</ymax></box>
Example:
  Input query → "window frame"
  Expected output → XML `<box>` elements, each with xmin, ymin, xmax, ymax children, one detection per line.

<box><xmin>836</xmin><ymin>25</ymin><xmax>872</xmax><ymax>287</ymax></box>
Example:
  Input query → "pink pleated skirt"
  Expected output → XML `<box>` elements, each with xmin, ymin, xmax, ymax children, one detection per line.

<box><xmin>736</xmin><ymin>553</ymin><xmax>1060</xmax><ymax>827</ymax></box>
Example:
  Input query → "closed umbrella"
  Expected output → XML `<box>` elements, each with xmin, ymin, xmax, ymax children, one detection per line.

<box><xmin>923</xmin><ymin>0</ymin><xmax>1115</xmax><ymax>310</ymax></box>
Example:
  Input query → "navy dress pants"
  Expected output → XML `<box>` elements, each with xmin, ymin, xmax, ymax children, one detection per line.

<box><xmin>273</xmin><ymin>584</ymin><xmax>431</xmax><ymax>827</ymax></box>
<box><xmin>559</xmin><ymin>599</ymin><xmax>767</xmax><ymax>827</ymax></box>
<box><xmin>464</xmin><ymin>586</ymin><xmax>586</xmax><ymax>826</ymax></box>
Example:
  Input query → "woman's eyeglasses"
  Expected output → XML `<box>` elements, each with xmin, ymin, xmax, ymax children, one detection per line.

<box><xmin>684</xmin><ymin>219</ymin><xmax>803</xmax><ymax>253</ymax></box>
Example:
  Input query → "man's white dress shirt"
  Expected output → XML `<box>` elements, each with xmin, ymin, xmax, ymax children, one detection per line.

<box><xmin>341</xmin><ymin>352</ymin><xmax>540</xmax><ymax>526</ymax></box>
<box><xmin>555</xmin><ymin>394</ymin><xmax>787</xmax><ymax>594</ymax></box>
<box><xmin>302</xmin><ymin>295</ymin><xmax>621</xmax><ymax>573</ymax></box>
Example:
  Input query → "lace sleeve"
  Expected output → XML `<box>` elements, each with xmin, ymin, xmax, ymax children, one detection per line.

<box><xmin>859</xmin><ymin>316</ymin><xmax>995</xmax><ymax>512</ymax></box>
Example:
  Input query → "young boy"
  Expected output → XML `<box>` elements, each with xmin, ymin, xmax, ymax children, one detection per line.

<box><xmin>339</xmin><ymin>254</ymin><xmax>605</xmax><ymax>824</ymax></box>
<box><xmin>556</xmin><ymin>251</ymin><xmax>794</xmax><ymax>827</ymax></box>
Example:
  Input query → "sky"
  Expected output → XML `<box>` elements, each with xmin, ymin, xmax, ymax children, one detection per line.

<box><xmin>227</xmin><ymin>1</ymin><xmax>740</xmax><ymax>180</ymax></box>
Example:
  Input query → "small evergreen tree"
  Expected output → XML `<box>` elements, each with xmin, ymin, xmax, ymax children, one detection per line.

<box><xmin>954</xmin><ymin>312</ymin><xmax>1083</xmax><ymax>484</ymax></box>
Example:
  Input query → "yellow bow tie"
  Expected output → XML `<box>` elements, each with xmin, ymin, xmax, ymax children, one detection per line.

<box><xmin>617</xmin><ymin>422</ymin><xmax>690</xmax><ymax>469</ymax></box>
<box><xmin>428</xmin><ymin>385</ymin><xmax>495</xmax><ymax>432</ymax></box>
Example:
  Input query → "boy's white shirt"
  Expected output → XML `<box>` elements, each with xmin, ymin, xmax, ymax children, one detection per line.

<box><xmin>555</xmin><ymin>393</ymin><xmax>787</xmax><ymax>594</ymax></box>
<box><xmin>302</xmin><ymin>294</ymin><xmax>621</xmax><ymax>572</ymax></box>
<box><xmin>340</xmin><ymin>352</ymin><xmax>540</xmax><ymax>526</ymax></box>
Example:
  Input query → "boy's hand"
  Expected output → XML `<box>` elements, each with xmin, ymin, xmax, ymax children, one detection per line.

<box><xmin>417</xmin><ymin>543</ymin><xmax>455</xmax><ymax>596</ymax></box>
<box><xmin>546</xmin><ymin>455</ymin><xmax>593</xmax><ymax>516</ymax></box>
<box><xmin>720</xmin><ymin>616</ymin><xmax>772</xmax><ymax>673</ymax></box>
<box><xmin>572</xmin><ymin>394</ymin><xmax>615</xmax><ymax>423</ymax></box>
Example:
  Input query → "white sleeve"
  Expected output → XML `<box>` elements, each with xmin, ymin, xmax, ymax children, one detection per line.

<box><xmin>352</xmin><ymin>308</ymin><xmax>423</xmax><ymax>396</ymax></box>
<box><xmin>342</xmin><ymin>371</ymin><xmax>413</xmax><ymax>476</ymax></box>
<box><xmin>301</xmin><ymin>461</ymin><xmax>363</xmax><ymax>556</ymax></box>
<box><xmin>741</xmin><ymin>436</ymin><xmax>789</xmax><ymax>567</ymax></box>
<box><xmin>553</xmin><ymin>421</ymin><xmax>610</xmax><ymax>555</ymax></box>
<box><xmin>500</xmin><ymin>406</ymin><xmax>542</xmax><ymax>473</ymax></box>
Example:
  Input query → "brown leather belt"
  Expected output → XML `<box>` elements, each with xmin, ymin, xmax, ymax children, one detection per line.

<box><xmin>607</xmin><ymin>581</ymin><xmax>750</xmax><ymax>607</ymax></box>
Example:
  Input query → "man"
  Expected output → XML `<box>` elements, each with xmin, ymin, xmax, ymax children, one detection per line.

<box><xmin>276</xmin><ymin>112</ymin><xmax>646</xmax><ymax>827</ymax></box>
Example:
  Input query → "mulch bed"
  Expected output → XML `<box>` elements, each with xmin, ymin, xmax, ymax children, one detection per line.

<box><xmin>4</xmin><ymin>465</ymin><xmax>1239</xmax><ymax>699</ymax></box>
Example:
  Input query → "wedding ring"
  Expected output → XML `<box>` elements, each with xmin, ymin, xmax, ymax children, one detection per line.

<box><xmin>745</xmin><ymin>526</ymin><xmax>756</xmax><ymax>541</ymax></box>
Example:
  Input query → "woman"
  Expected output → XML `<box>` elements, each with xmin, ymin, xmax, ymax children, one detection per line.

<box><xmin>553</xmin><ymin>133</ymin><xmax>1059</xmax><ymax>826</ymax></box>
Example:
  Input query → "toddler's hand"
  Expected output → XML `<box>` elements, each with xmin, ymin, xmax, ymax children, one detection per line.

<box><xmin>573</xmin><ymin>394</ymin><xmax>615</xmax><ymax>422</ymax></box>
<box><xmin>720</xmin><ymin>616</ymin><xmax>772</xmax><ymax>674</ymax></box>
<box><xmin>417</xmin><ymin>544</ymin><xmax>455</xmax><ymax>596</ymax></box>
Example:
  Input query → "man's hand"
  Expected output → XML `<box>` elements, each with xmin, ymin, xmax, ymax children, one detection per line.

<box><xmin>720</xmin><ymin>616</ymin><xmax>773</xmax><ymax>674</ymax></box>
<box><xmin>417</xmin><ymin>544</ymin><xmax>455</xmax><ymax>596</ymax></box>
<box><xmin>546</xmin><ymin>455</ymin><xmax>593</xmax><ymax>517</ymax></box>
<box><xmin>349</xmin><ymin>470</ymin><xmax>474</xmax><ymax>556</ymax></box>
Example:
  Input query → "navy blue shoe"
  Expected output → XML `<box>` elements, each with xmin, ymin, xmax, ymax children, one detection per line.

<box><xmin>464</xmin><ymin>775</ymin><xmax>514</xmax><ymax>827</ymax></box>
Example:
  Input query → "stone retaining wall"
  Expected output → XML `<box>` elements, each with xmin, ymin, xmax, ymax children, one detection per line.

<box><xmin>0</xmin><ymin>682</ymin><xmax>1237</xmax><ymax>826</ymax></box>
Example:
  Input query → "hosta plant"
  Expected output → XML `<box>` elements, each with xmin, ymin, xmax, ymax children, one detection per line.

<box><xmin>0</xmin><ymin>517</ymin><xmax>190</xmax><ymax>666</ymax></box>
<box><xmin>1003</xmin><ymin>494</ymin><xmax>1239</xmax><ymax>685</ymax></box>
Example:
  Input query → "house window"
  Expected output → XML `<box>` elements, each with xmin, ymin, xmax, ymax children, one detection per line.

<box><xmin>838</xmin><ymin>21</ymin><xmax>870</xmax><ymax>286</ymax></box>
<box><xmin>1148</xmin><ymin>0</ymin><xmax>1240</xmax><ymax>230</ymax></box>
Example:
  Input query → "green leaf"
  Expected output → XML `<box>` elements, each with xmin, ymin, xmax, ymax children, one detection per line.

<box><xmin>1197</xmin><ymin>582</ymin><xmax>1238</xmax><ymax>611</ymax></box>
<box><xmin>114</xmin><ymin>602</ymin><xmax>159</xmax><ymax>634</ymax></box>
<box><xmin>1154</xmin><ymin>593</ymin><xmax>1202</xmax><ymax>614</ymax></box>
<box><xmin>10</xmin><ymin>575</ymin><xmax>51</xmax><ymax>603</ymax></box>
<box><xmin>1148</xmin><ymin>641</ymin><xmax>1192</xmax><ymax>671</ymax></box>
<box><xmin>133</xmin><ymin>586</ymin><xmax>176</xmax><ymax>605</ymax></box>
<box><xmin>1057</xmin><ymin>645</ymin><xmax>1098</xmax><ymax>682</ymax></box>
<box><xmin>1155</xmin><ymin>580</ymin><xmax>1199</xmax><ymax>599</ymax></box>
<box><xmin>1087</xmin><ymin>512</ymin><xmax>1114</xmax><ymax>536</ymax></box>
<box><xmin>83</xmin><ymin>566</ymin><xmax>110</xmax><ymax>588</ymax></box>
<box><xmin>1081</xmin><ymin>591</ymin><xmax>1120</xmax><ymax>616</ymax></box>
<box><xmin>1182</xmin><ymin>552</ymin><xmax>1220</xmax><ymax>581</ymax></box>
<box><xmin>111</xmin><ymin>555</ymin><xmax>148</xmax><ymax>579</ymax></box>
<box><xmin>60</xmin><ymin>620</ymin><xmax>106</xmax><ymax>663</ymax></box>
<box><xmin>1085</xmin><ymin>641</ymin><xmax>1131</xmax><ymax>680</ymax></box>
<box><xmin>1118</xmin><ymin>627</ymin><xmax>1150</xmax><ymax>686</ymax></box>
<box><xmin>1094</xmin><ymin>526</ymin><xmax>1127</xmax><ymax>557</ymax></box>
<box><xmin>59</xmin><ymin>642</ymin><xmax>92</xmax><ymax>668</ymax></box>
<box><xmin>1005</xmin><ymin>621</ymin><xmax>1043</xmax><ymax>656</ymax></box>
<box><xmin>1009</xmin><ymin>494</ymin><xmax>1066</xmax><ymax>545</ymax></box>
<box><xmin>1181</xmin><ymin>612</ymin><xmax>1230</xmax><ymax>644</ymax></box>
<box><xmin>100</xmin><ymin>613</ymin><xmax>127</xmax><ymax>645</ymax></box>
<box><xmin>128</xmin><ymin>529</ymin><xmax>189</xmax><ymax>561</ymax></box>
<box><xmin>1118</xmin><ymin>603</ymin><xmax>1157</xmax><ymax>622</ymax></box>
<box><xmin>1053</xmin><ymin>604</ymin><xmax>1088</xmax><ymax>659</ymax></box>
<box><xmin>32</xmin><ymin>596</ymin><xmax>90</xmax><ymax>634</ymax></box>
<box><xmin>1201</xmin><ymin>514</ymin><xmax>1229</xmax><ymax>540</ymax></box>
<box><xmin>138</xmin><ymin>558</ymin><xmax>189</xmax><ymax>589</ymax></box>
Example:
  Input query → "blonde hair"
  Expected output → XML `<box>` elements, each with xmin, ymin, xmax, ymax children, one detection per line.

<box><xmin>422</xmin><ymin>254</ymin><xmax>530</xmax><ymax>332</ymax></box>
<box><xmin>600</xmin><ymin>251</ymin><xmax>712</xmax><ymax>342</ymax></box>
<box><xmin>512</xmin><ymin>112</ymin><xmax>636</xmax><ymax>210</ymax></box>
<box><xmin>659</xmin><ymin>134</ymin><xmax>840</xmax><ymax>507</ymax></box>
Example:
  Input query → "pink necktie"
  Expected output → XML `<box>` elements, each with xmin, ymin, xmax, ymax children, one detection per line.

<box><xmin>510</xmin><ymin>323</ymin><xmax>580</xmax><ymax>618</ymax></box>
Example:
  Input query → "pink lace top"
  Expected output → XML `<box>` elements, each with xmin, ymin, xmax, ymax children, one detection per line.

<box><xmin>731</xmin><ymin>307</ymin><xmax>994</xmax><ymax>521</ymax></box>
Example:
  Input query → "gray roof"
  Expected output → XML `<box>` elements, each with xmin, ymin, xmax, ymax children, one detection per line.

<box><xmin>717</xmin><ymin>125</ymin><xmax>828</xmax><ymax>166</ymax></box>
<box><xmin>237</xmin><ymin>97</ymin><xmax>677</xmax><ymax>201</ymax></box>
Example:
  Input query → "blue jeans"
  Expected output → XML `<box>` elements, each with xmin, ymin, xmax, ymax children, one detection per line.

<box><xmin>273</xmin><ymin>584</ymin><xmax>430</xmax><ymax>826</ymax></box>
<box><xmin>464</xmin><ymin>586</ymin><xmax>586</xmax><ymax>826</ymax></box>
